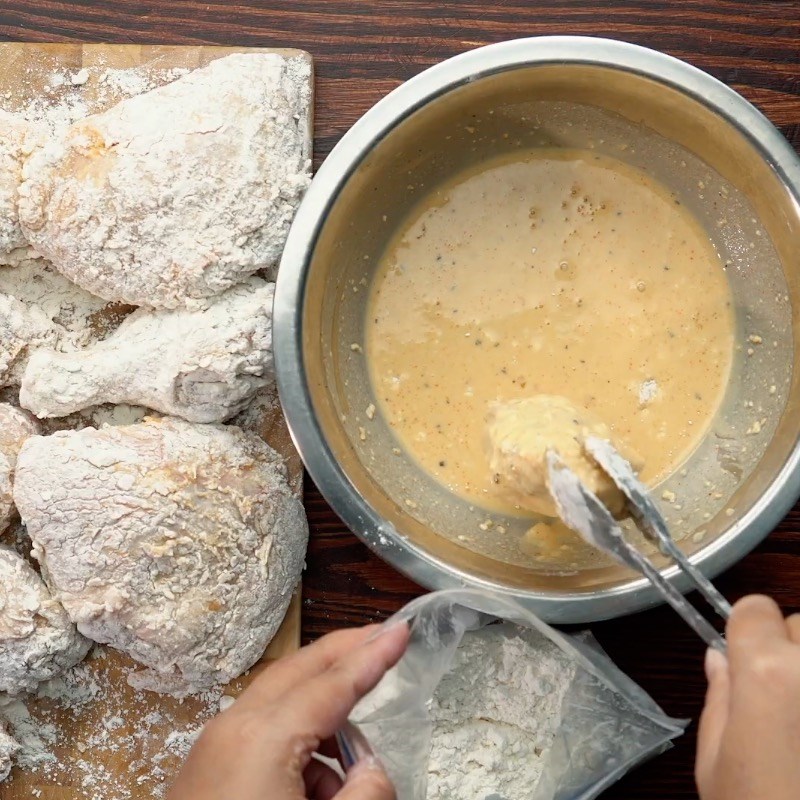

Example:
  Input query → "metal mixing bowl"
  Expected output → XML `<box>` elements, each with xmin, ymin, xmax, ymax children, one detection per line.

<box><xmin>274</xmin><ymin>37</ymin><xmax>800</xmax><ymax>622</ymax></box>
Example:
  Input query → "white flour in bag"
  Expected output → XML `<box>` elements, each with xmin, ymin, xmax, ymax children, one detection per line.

<box><xmin>426</xmin><ymin>623</ymin><xmax>576</xmax><ymax>800</ymax></box>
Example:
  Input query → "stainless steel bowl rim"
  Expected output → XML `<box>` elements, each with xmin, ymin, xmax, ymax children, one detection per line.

<box><xmin>274</xmin><ymin>36</ymin><xmax>800</xmax><ymax>623</ymax></box>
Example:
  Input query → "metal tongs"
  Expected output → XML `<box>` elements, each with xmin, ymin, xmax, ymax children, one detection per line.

<box><xmin>547</xmin><ymin>436</ymin><xmax>732</xmax><ymax>652</ymax></box>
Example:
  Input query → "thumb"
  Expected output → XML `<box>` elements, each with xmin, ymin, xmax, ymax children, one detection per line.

<box><xmin>335</xmin><ymin>757</ymin><xmax>396</xmax><ymax>800</ymax></box>
<box><xmin>276</xmin><ymin>621</ymin><xmax>409</xmax><ymax>742</ymax></box>
<box><xmin>695</xmin><ymin>647</ymin><xmax>730</xmax><ymax>790</ymax></box>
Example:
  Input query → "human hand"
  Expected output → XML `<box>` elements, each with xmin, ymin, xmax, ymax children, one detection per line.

<box><xmin>696</xmin><ymin>595</ymin><xmax>800</xmax><ymax>800</ymax></box>
<box><xmin>167</xmin><ymin>621</ymin><xmax>409</xmax><ymax>800</ymax></box>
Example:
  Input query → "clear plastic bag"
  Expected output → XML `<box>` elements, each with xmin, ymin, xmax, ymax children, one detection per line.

<box><xmin>348</xmin><ymin>588</ymin><xmax>686</xmax><ymax>800</ymax></box>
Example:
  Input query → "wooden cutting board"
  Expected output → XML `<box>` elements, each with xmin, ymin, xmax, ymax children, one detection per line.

<box><xmin>0</xmin><ymin>43</ymin><xmax>313</xmax><ymax>800</ymax></box>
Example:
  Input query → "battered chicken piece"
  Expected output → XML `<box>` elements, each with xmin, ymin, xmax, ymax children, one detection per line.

<box><xmin>14</xmin><ymin>417</ymin><xmax>308</xmax><ymax>695</ymax></box>
<box><xmin>0</xmin><ymin>293</ymin><xmax>57</xmax><ymax>388</ymax></box>
<box><xmin>0</xmin><ymin>111</ymin><xmax>34</xmax><ymax>265</ymax></box>
<box><xmin>0</xmin><ymin>547</ymin><xmax>91</xmax><ymax>695</ymax></box>
<box><xmin>18</xmin><ymin>53</ymin><xmax>312</xmax><ymax>308</ymax></box>
<box><xmin>486</xmin><ymin>395</ymin><xmax>641</xmax><ymax>517</ymax></box>
<box><xmin>20</xmin><ymin>278</ymin><xmax>274</xmax><ymax>423</ymax></box>
<box><xmin>0</xmin><ymin>404</ymin><xmax>39</xmax><ymax>530</ymax></box>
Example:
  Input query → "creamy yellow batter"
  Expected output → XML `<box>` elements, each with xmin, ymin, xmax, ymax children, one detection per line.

<box><xmin>366</xmin><ymin>149</ymin><xmax>735</xmax><ymax>516</ymax></box>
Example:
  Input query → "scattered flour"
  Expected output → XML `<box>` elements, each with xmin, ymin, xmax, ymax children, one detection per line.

<box><xmin>0</xmin><ymin>652</ymin><xmax>225</xmax><ymax>798</ymax></box>
<box><xmin>1</xmin><ymin>64</ymin><xmax>190</xmax><ymax>136</ymax></box>
<box><xmin>426</xmin><ymin>624</ymin><xmax>576</xmax><ymax>800</ymax></box>
<box><xmin>163</xmin><ymin>727</ymin><xmax>203</xmax><ymax>758</ymax></box>
<box><xmin>99</xmin><ymin>66</ymin><xmax>189</xmax><ymax>97</ymax></box>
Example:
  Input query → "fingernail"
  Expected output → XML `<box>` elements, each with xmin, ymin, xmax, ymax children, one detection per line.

<box><xmin>336</xmin><ymin>721</ymin><xmax>374</xmax><ymax>769</ymax></box>
<box><xmin>705</xmin><ymin>646</ymin><xmax>728</xmax><ymax>680</ymax></box>
<box><xmin>365</xmin><ymin>618</ymin><xmax>408</xmax><ymax>643</ymax></box>
<box><xmin>347</xmin><ymin>755</ymin><xmax>384</xmax><ymax>780</ymax></box>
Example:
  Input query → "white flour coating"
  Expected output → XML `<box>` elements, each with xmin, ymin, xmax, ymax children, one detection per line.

<box><xmin>0</xmin><ymin>403</ymin><xmax>39</xmax><ymax>529</ymax></box>
<box><xmin>14</xmin><ymin>417</ymin><xmax>308</xmax><ymax>695</ymax></box>
<box><xmin>19</xmin><ymin>53</ymin><xmax>312</xmax><ymax>308</ymax></box>
<box><xmin>16</xmin><ymin>89</ymin><xmax>89</xmax><ymax>136</ymax></box>
<box><xmin>0</xmin><ymin>547</ymin><xmax>91</xmax><ymax>695</ymax></box>
<box><xmin>0</xmin><ymin>258</ymin><xmax>113</xmax><ymax>388</ymax></box>
<box><xmin>0</xmin><ymin>292</ymin><xmax>57</xmax><ymax>388</ymax></box>
<box><xmin>0</xmin><ymin>719</ymin><xmax>19</xmax><ymax>781</ymax></box>
<box><xmin>426</xmin><ymin>624</ymin><xmax>575</xmax><ymax>800</ymax></box>
<box><xmin>20</xmin><ymin>277</ymin><xmax>275</xmax><ymax>423</ymax></box>
<box><xmin>36</xmin><ymin>661</ymin><xmax>102</xmax><ymax>707</ymax></box>
<box><xmin>26</xmin><ymin>403</ymin><xmax>152</xmax><ymax>439</ymax></box>
<box><xmin>0</xmin><ymin>257</ymin><xmax>111</xmax><ymax>349</ymax></box>
<box><xmin>98</xmin><ymin>65</ymin><xmax>190</xmax><ymax>97</ymax></box>
<box><xmin>3</xmin><ymin>65</ymin><xmax>190</xmax><ymax>141</ymax></box>
<box><xmin>90</xmin><ymin>404</ymin><xmax>149</xmax><ymax>428</ymax></box>
<box><xmin>0</xmin><ymin>110</ymin><xmax>36</xmax><ymax>264</ymax></box>
<box><xmin>0</xmin><ymin>695</ymin><xmax>57</xmax><ymax>771</ymax></box>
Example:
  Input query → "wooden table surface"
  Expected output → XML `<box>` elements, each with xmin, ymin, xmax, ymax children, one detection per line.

<box><xmin>3</xmin><ymin>2</ymin><xmax>800</xmax><ymax>797</ymax></box>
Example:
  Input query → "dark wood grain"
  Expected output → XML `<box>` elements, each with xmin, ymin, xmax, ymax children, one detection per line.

<box><xmin>3</xmin><ymin>2</ymin><xmax>800</xmax><ymax>797</ymax></box>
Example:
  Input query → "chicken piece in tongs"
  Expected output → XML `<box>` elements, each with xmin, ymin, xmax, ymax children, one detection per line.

<box><xmin>547</xmin><ymin>436</ymin><xmax>732</xmax><ymax>651</ymax></box>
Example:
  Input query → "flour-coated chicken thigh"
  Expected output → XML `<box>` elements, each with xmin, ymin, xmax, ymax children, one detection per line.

<box><xmin>14</xmin><ymin>416</ymin><xmax>308</xmax><ymax>695</ymax></box>
<box><xmin>18</xmin><ymin>53</ymin><xmax>311</xmax><ymax>308</ymax></box>
<box><xmin>0</xmin><ymin>547</ymin><xmax>91</xmax><ymax>696</ymax></box>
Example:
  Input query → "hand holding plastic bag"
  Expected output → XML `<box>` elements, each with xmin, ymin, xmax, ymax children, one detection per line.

<box><xmin>347</xmin><ymin>588</ymin><xmax>685</xmax><ymax>800</ymax></box>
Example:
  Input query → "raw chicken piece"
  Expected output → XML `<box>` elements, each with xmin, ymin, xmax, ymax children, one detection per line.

<box><xmin>486</xmin><ymin>395</ymin><xmax>642</xmax><ymax>517</ymax></box>
<box><xmin>0</xmin><ymin>293</ymin><xmax>57</xmax><ymax>388</ymax></box>
<box><xmin>20</xmin><ymin>278</ymin><xmax>274</xmax><ymax>423</ymax></box>
<box><xmin>14</xmin><ymin>417</ymin><xmax>308</xmax><ymax>695</ymax></box>
<box><xmin>18</xmin><ymin>53</ymin><xmax>312</xmax><ymax>308</ymax></box>
<box><xmin>0</xmin><ymin>720</ymin><xmax>18</xmax><ymax>782</ymax></box>
<box><xmin>0</xmin><ymin>111</ymin><xmax>34</xmax><ymax>265</ymax></box>
<box><xmin>0</xmin><ymin>404</ymin><xmax>39</xmax><ymax>530</ymax></box>
<box><xmin>0</xmin><ymin>547</ymin><xmax>91</xmax><ymax>695</ymax></box>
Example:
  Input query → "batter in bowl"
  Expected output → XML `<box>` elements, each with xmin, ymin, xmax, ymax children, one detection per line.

<box><xmin>366</xmin><ymin>149</ymin><xmax>735</xmax><ymax>516</ymax></box>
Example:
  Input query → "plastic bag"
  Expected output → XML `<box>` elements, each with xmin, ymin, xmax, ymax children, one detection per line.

<box><xmin>348</xmin><ymin>588</ymin><xmax>686</xmax><ymax>800</ymax></box>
